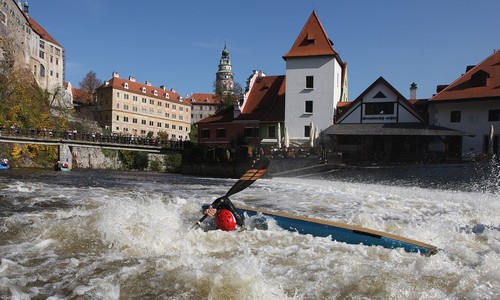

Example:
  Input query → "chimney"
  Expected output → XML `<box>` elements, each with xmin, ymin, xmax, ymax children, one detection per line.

<box><xmin>410</xmin><ymin>82</ymin><xmax>417</xmax><ymax>100</ymax></box>
<box><xmin>129</xmin><ymin>76</ymin><xmax>136</xmax><ymax>82</ymax></box>
<box><xmin>145</xmin><ymin>81</ymin><xmax>152</xmax><ymax>86</ymax></box>
<box><xmin>112</xmin><ymin>71</ymin><xmax>119</xmax><ymax>78</ymax></box>
<box><xmin>160</xmin><ymin>85</ymin><xmax>167</xmax><ymax>91</ymax></box>
<box><xmin>170</xmin><ymin>88</ymin><xmax>176</xmax><ymax>93</ymax></box>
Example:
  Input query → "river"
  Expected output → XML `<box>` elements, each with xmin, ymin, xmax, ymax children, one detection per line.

<box><xmin>0</xmin><ymin>162</ymin><xmax>499</xmax><ymax>299</ymax></box>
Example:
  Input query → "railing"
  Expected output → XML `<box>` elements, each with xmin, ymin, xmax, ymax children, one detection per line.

<box><xmin>0</xmin><ymin>127</ymin><xmax>187</xmax><ymax>150</ymax></box>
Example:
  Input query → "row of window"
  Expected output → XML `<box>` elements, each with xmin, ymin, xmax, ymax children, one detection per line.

<box><xmin>115</xmin><ymin>103</ymin><xmax>188</xmax><ymax>121</ymax></box>
<box><xmin>114</xmin><ymin>115</ymin><xmax>188</xmax><ymax>131</ymax></box>
<box><xmin>116</xmin><ymin>92</ymin><xmax>189</xmax><ymax>112</ymax></box>
<box><xmin>450</xmin><ymin>109</ymin><xmax>500</xmax><ymax>123</ymax></box>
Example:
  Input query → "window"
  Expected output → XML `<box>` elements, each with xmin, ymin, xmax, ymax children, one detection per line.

<box><xmin>172</xmin><ymin>125</ymin><xmax>176</xmax><ymax>130</ymax></box>
<box><xmin>124</xmin><ymin>83</ymin><xmax>129</xmax><ymax>89</ymax></box>
<box><xmin>39</xmin><ymin>50</ymin><xmax>44</xmax><ymax>59</ymax></box>
<box><xmin>364</xmin><ymin>102</ymin><xmax>395</xmax><ymax>115</ymax></box>
<box><xmin>268</xmin><ymin>126</ymin><xmax>276</xmax><ymax>138</ymax></box>
<box><xmin>304</xmin><ymin>125</ymin><xmax>311</xmax><ymax>137</ymax></box>
<box><xmin>157</xmin><ymin>122</ymin><xmax>162</xmax><ymax>127</ymax></box>
<box><xmin>40</xmin><ymin>64</ymin><xmax>45</xmax><ymax>77</ymax></box>
<box><xmin>306</xmin><ymin>76</ymin><xmax>314</xmax><ymax>89</ymax></box>
<box><xmin>116</xmin><ymin>115</ymin><xmax>120</xmax><ymax>121</ymax></box>
<box><xmin>141</xmin><ymin>87</ymin><xmax>146</xmax><ymax>93</ymax></box>
<box><xmin>244</xmin><ymin>127</ymin><xmax>257</xmax><ymax>138</ymax></box>
<box><xmin>488</xmin><ymin>109</ymin><xmax>500</xmax><ymax>122</ymax></box>
<box><xmin>149</xmin><ymin>121</ymin><xmax>154</xmax><ymax>126</ymax></box>
<box><xmin>450</xmin><ymin>111</ymin><xmax>461</xmax><ymax>123</ymax></box>
<box><xmin>141</xmin><ymin>120</ymin><xmax>146</xmax><ymax>125</ymax></box>
<box><xmin>165</xmin><ymin>123</ymin><xmax>170</xmax><ymax>129</ymax></box>
<box><xmin>124</xmin><ymin>94</ymin><xmax>129</xmax><ymax>100</ymax></box>
<box><xmin>116</xmin><ymin>92</ymin><xmax>120</xmax><ymax>98</ymax></box>
<box><xmin>142</xmin><ymin>98</ymin><xmax>147</xmax><ymax>103</ymax></box>
<box><xmin>150</xmin><ymin>99</ymin><xmax>154</xmax><ymax>105</ymax></box>
<box><xmin>216</xmin><ymin>128</ymin><xmax>226</xmax><ymax>138</ymax></box>
<box><xmin>305</xmin><ymin>101</ymin><xmax>313</xmax><ymax>113</ymax></box>
<box><xmin>39</xmin><ymin>40</ymin><xmax>45</xmax><ymax>49</ymax></box>
<box><xmin>132</xmin><ymin>118</ymin><xmax>137</xmax><ymax>124</ymax></box>
<box><xmin>201</xmin><ymin>129</ymin><xmax>210</xmax><ymax>138</ymax></box>
<box><xmin>123</xmin><ymin>117</ymin><xmax>129</xmax><ymax>122</ymax></box>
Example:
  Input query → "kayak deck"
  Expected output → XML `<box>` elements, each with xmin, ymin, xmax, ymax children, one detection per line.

<box><xmin>236</xmin><ymin>205</ymin><xmax>437</xmax><ymax>256</ymax></box>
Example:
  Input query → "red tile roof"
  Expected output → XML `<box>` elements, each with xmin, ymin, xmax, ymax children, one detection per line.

<box><xmin>188</xmin><ymin>93</ymin><xmax>220</xmax><ymax>105</ymax></box>
<box><xmin>197</xmin><ymin>75</ymin><xmax>285</xmax><ymax>124</ymax></box>
<box><xmin>28</xmin><ymin>17</ymin><xmax>61</xmax><ymax>47</ymax></box>
<box><xmin>98</xmin><ymin>77</ymin><xmax>187</xmax><ymax>104</ymax></box>
<box><xmin>283</xmin><ymin>11</ymin><xmax>338</xmax><ymax>59</ymax></box>
<box><xmin>72</xmin><ymin>87</ymin><xmax>92</xmax><ymax>105</ymax></box>
<box><xmin>430</xmin><ymin>50</ymin><xmax>500</xmax><ymax>102</ymax></box>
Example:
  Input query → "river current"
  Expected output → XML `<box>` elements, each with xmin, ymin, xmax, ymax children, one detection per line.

<box><xmin>0</xmin><ymin>162</ymin><xmax>499</xmax><ymax>299</ymax></box>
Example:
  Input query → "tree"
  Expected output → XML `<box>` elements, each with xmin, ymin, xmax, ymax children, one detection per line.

<box><xmin>213</xmin><ymin>81</ymin><xmax>244</xmax><ymax>113</ymax></box>
<box><xmin>79</xmin><ymin>71</ymin><xmax>102</xmax><ymax>104</ymax></box>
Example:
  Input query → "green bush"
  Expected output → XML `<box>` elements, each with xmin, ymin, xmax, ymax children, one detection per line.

<box><xmin>118</xmin><ymin>150</ymin><xmax>149</xmax><ymax>170</ymax></box>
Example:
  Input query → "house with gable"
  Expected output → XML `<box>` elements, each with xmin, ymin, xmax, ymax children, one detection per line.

<box><xmin>428</xmin><ymin>50</ymin><xmax>500</xmax><ymax>160</ymax></box>
<box><xmin>196</xmin><ymin>72</ymin><xmax>285</xmax><ymax>150</ymax></box>
<box><xmin>325</xmin><ymin>76</ymin><xmax>468</xmax><ymax>164</ymax></box>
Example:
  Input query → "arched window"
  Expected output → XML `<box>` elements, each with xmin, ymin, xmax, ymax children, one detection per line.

<box><xmin>40</xmin><ymin>64</ymin><xmax>45</xmax><ymax>77</ymax></box>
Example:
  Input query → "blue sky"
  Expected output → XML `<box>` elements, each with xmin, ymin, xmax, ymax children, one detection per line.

<box><xmin>29</xmin><ymin>0</ymin><xmax>499</xmax><ymax>100</ymax></box>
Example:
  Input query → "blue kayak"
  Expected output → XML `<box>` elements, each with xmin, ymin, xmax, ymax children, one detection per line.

<box><xmin>236</xmin><ymin>205</ymin><xmax>437</xmax><ymax>256</ymax></box>
<box><xmin>0</xmin><ymin>164</ymin><xmax>9</xmax><ymax>170</ymax></box>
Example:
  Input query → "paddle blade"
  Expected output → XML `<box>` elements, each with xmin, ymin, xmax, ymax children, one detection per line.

<box><xmin>225</xmin><ymin>156</ymin><xmax>270</xmax><ymax>197</ymax></box>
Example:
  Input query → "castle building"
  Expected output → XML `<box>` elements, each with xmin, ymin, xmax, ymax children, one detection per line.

<box><xmin>96</xmin><ymin>72</ymin><xmax>191</xmax><ymax>140</ymax></box>
<box><xmin>0</xmin><ymin>0</ymin><xmax>65</xmax><ymax>97</ymax></box>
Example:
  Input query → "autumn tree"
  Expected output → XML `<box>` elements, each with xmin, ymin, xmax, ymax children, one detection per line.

<box><xmin>213</xmin><ymin>81</ymin><xmax>243</xmax><ymax>113</ymax></box>
<box><xmin>79</xmin><ymin>71</ymin><xmax>102</xmax><ymax>104</ymax></box>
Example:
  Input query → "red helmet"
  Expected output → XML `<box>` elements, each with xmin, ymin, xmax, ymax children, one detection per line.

<box><xmin>215</xmin><ymin>209</ymin><xmax>236</xmax><ymax>231</ymax></box>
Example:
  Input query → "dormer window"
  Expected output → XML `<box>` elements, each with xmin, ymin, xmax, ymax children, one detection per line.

<box><xmin>191</xmin><ymin>98</ymin><xmax>196</xmax><ymax>102</ymax></box>
<box><xmin>141</xmin><ymin>87</ymin><xmax>146</xmax><ymax>93</ymax></box>
<box><xmin>470</xmin><ymin>70</ymin><xmax>489</xmax><ymax>87</ymax></box>
<box><xmin>204</xmin><ymin>98</ymin><xmax>209</xmax><ymax>103</ymax></box>
<box><xmin>165</xmin><ymin>93</ymin><xmax>170</xmax><ymax>99</ymax></box>
<box><xmin>153</xmin><ymin>90</ymin><xmax>158</xmax><ymax>96</ymax></box>
<box><xmin>123</xmin><ymin>83</ymin><xmax>129</xmax><ymax>89</ymax></box>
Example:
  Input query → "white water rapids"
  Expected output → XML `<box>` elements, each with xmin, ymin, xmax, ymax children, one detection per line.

<box><xmin>0</xmin><ymin>164</ymin><xmax>499</xmax><ymax>299</ymax></box>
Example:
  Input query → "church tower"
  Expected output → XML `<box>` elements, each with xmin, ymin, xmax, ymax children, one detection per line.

<box><xmin>215</xmin><ymin>42</ymin><xmax>234</xmax><ymax>94</ymax></box>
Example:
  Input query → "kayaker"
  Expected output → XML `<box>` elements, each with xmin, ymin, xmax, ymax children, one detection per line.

<box><xmin>203</xmin><ymin>197</ymin><xmax>244</xmax><ymax>231</ymax></box>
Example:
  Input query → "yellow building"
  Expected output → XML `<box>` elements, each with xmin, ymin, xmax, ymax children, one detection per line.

<box><xmin>96</xmin><ymin>72</ymin><xmax>191</xmax><ymax>140</ymax></box>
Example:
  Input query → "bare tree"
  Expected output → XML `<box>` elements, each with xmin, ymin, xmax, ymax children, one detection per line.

<box><xmin>79</xmin><ymin>71</ymin><xmax>102</xmax><ymax>104</ymax></box>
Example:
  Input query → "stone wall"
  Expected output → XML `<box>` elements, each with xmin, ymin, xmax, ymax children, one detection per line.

<box><xmin>71</xmin><ymin>147</ymin><xmax>122</xmax><ymax>169</ymax></box>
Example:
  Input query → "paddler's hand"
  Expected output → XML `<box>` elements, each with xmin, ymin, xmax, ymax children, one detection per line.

<box><xmin>204</xmin><ymin>206</ymin><xmax>217</xmax><ymax>217</ymax></box>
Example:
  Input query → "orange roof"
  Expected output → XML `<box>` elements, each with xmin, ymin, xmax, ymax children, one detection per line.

<box><xmin>98</xmin><ymin>77</ymin><xmax>187</xmax><ymax>105</ymax></box>
<box><xmin>29</xmin><ymin>17</ymin><xmax>61</xmax><ymax>47</ymax></box>
<box><xmin>72</xmin><ymin>87</ymin><xmax>92</xmax><ymax>105</ymax></box>
<box><xmin>197</xmin><ymin>75</ymin><xmax>285</xmax><ymax>124</ymax></box>
<box><xmin>283</xmin><ymin>11</ymin><xmax>338</xmax><ymax>59</ymax></box>
<box><xmin>188</xmin><ymin>93</ymin><xmax>220</xmax><ymax>105</ymax></box>
<box><xmin>430</xmin><ymin>50</ymin><xmax>500</xmax><ymax>102</ymax></box>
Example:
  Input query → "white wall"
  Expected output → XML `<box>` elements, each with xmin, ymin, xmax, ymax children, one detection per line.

<box><xmin>285</xmin><ymin>56</ymin><xmax>342</xmax><ymax>143</ymax></box>
<box><xmin>429</xmin><ymin>99</ymin><xmax>499</xmax><ymax>159</ymax></box>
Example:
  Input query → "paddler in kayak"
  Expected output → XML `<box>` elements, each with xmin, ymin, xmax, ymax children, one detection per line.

<box><xmin>203</xmin><ymin>197</ymin><xmax>244</xmax><ymax>231</ymax></box>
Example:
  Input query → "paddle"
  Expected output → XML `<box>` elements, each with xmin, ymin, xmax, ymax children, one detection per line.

<box><xmin>191</xmin><ymin>156</ymin><xmax>271</xmax><ymax>229</ymax></box>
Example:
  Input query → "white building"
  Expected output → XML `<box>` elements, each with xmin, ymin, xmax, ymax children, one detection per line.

<box><xmin>429</xmin><ymin>50</ymin><xmax>500</xmax><ymax>160</ymax></box>
<box><xmin>282</xmin><ymin>11</ymin><xmax>347</xmax><ymax>147</ymax></box>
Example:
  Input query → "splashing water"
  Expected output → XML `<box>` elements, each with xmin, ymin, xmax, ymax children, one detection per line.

<box><xmin>0</xmin><ymin>167</ymin><xmax>499</xmax><ymax>299</ymax></box>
